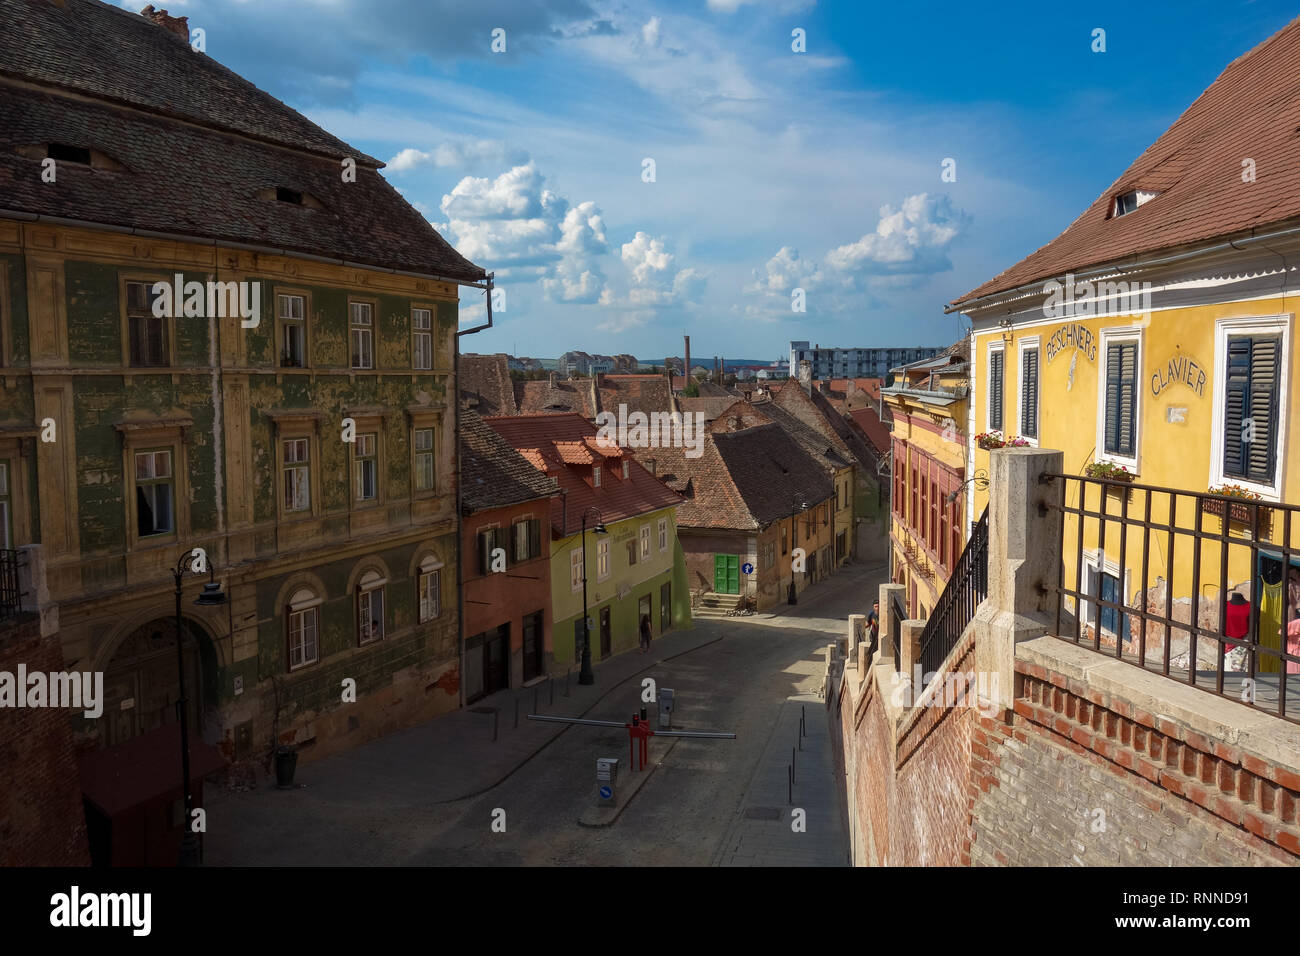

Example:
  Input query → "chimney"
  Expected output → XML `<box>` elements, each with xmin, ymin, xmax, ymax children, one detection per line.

<box><xmin>684</xmin><ymin>335</ymin><xmax>691</xmax><ymax>385</ymax></box>
<box><xmin>548</xmin><ymin>371</ymin><xmax>556</xmax><ymax>388</ymax></box>
<box><xmin>596</xmin><ymin>372</ymin><xmax>605</xmax><ymax>389</ymax></box>
<box><xmin>141</xmin><ymin>5</ymin><xmax>190</xmax><ymax>42</ymax></box>
<box><xmin>797</xmin><ymin>359</ymin><xmax>812</xmax><ymax>392</ymax></box>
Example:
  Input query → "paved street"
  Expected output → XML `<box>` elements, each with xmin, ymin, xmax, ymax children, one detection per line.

<box><xmin>205</xmin><ymin>547</ymin><xmax>885</xmax><ymax>866</ymax></box>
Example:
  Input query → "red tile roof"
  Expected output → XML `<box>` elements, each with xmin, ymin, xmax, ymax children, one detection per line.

<box><xmin>483</xmin><ymin>413</ymin><xmax>681</xmax><ymax>536</ymax></box>
<box><xmin>952</xmin><ymin>16</ymin><xmax>1300</xmax><ymax>307</ymax></box>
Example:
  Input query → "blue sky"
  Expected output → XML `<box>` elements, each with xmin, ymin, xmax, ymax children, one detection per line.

<box><xmin>125</xmin><ymin>0</ymin><xmax>1298</xmax><ymax>362</ymax></box>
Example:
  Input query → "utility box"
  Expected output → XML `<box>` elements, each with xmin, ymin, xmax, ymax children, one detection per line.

<box><xmin>596</xmin><ymin>757</ymin><xmax>618</xmax><ymax>806</ymax></box>
<box><xmin>658</xmin><ymin>688</ymin><xmax>675</xmax><ymax>730</ymax></box>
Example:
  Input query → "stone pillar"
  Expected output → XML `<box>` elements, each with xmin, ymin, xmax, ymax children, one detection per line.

<box><xmin>877</xmin><ymin>582</ymin><xmax>905</xmax><ymax>665</ymax></box>
<box><xmin>900</xmin><ymin>619</ymin><xmax>925</xmax><ymax>702</ymax></box>
<box><xmin>847</xmin><ymin>613</ymin><xmax>865</xmax><ymax>656</ymax></box>
<box><xmin>974</xmin><ymin>447</ymin><xmax>1064</xmax><ymax>713</ymax></box>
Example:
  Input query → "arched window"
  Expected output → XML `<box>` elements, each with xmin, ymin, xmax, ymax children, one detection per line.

<box><xmin>357</xmin><ymin>569</ymin><xmax>387</xmax><ymax>645</ymax></box>
<box><xmin>287</xmin><ymin>587</ymin><xmax>321</xmax><ymax>670</ymax></box>
<box><xmin>417</xmin><ymin>554</ymin><xmax>443</xmax><ymax>624</ymax></box>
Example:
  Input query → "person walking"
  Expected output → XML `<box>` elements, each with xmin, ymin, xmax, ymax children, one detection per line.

<box><xmin>639</xmin><ymin>613</ymin><xmax>653</xmax><ymax>654</ymax></box>
<box><xmin>866</xmin><ymin>600</ymin><xmax>880</xmax><ymax>653</ymax></box>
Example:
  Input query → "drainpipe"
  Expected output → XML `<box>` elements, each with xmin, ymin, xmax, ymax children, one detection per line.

<box><xmin>453</xmin><ymin>273</ymin><xmax>495</xmax><ymax>709</ymax></box>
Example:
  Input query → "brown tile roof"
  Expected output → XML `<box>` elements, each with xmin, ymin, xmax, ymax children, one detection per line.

<box><xmin>460</xmin><ymin>355</ymin><xmax>518</xmax><ymax>416</ymax></box>
<box><xmin>817</xmin><ymin>378</ymin><xmax>884</xmax><ymax>414</ymax></box>
<box><xmin>483</xmin><ymin>413</ymin><xmax>682</xmax><ymax>536</ymax></box>
<box><xmin>677</xmin><ymin>396</ymin><xmax>739</xmax><ymax>424</ymax></box>
<box><xmin>554</xmin><ymin>440</ymin><xmax>596</xmax><ymax>465</ymax></box>
<box><xmin>848</xmin><ymin>407</ymin><xmax>891</xmax><ymax>460</ymax></box>
<box><xmin>460</xmin><ymin>410</ymin><xmax>557</xmax><ymax>514</ymax></box>
<box><xmin>597</xmin><ymin>374</ymin><xmax>675</xmax><ymax>420</ymax></box>
<box><xmin>952</xmin><ymin>16</ymin><xmax>1300</xmax><ymax>308</ymax></box>
<box><xmin>0</xmin><ymin>1</ymin><xmax>484</xmax><ymax>282</ymax></box>
<box><xmin>514</xmin><ymin>379</ymin><xmax>599</xmax><ymax>418</ymax></box>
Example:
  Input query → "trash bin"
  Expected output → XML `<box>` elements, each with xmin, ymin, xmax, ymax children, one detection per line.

<box><xmin>275</xmin><ymin>745</ymin><xmax>298</xmax><ymax>789</ymax></box>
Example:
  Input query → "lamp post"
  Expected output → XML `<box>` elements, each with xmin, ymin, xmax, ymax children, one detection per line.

<box><xmin>788</xmin><ymin>494</ymin><xmax>807</xmax><ymax>605</ymax></box>
<box><xmin>944</xmin><ymin>468</ymin><xmax>990</xmax><ymax>505</ymax></box>
<box><xmin>172</xmin><ymin>547</ymin><xmax>226</xmax><ymax>866</ymax></box>
<box><xmin>578</xmin><ymin>508</ymin><xmax>607</xmax><ymax>685</ymax></box>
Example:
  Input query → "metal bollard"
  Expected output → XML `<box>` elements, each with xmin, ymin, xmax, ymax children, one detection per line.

<box><xmin>788</xmin><ymin>765</ymin><xmax>792</xmax><ymax>804</ymax></box>
<box><xmin>792</xmin><ymin>747</ymin><xmax>796</xmax><ymax>781</ymax></box>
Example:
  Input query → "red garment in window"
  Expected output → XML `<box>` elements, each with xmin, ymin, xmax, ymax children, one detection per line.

<box><xmin>1224</xmin><ymin>598</ymin><xmax>1250</xmax><ymax>649</ymax></box>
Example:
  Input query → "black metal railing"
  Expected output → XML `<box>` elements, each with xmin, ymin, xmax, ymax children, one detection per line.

<box><xmin>889</xmin><ymin>592</ymin><xmax>905</xmax><ymax>673</ymax></box>
<box><xmin>1044</xmin><ymin>474</ymin><xmax>1300</xmax><ymax>724</ymax></box>
<box><xmin>0</xmin><ymin>549</ymin><xmax>25</xmax><ymax>623</ymax></box>
<box><xmin>917</xmin><ymin>506</ymin><xmax>989</xmax><ymax>686</ymax></box>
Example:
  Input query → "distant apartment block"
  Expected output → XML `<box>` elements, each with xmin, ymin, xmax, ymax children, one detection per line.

<box><xmin>789</xmin><ymin>341</ymin><xmax>943</xmax><ymax>379</ymax></box>
<box><xmin>558</xmin><ymin>350</ymin><xmax>638</xmax><ymax>377</ymax></box>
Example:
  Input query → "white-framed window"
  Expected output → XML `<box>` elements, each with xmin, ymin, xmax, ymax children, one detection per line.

<box><xmin>1112</xmin><ymin>189</ymin><xmax>1159</xmax><ymax>218</ymax></box>
<box><xmin>1096</xmin><ymin>327</ymin><xmax>1142</xmax><ymax>470</ymax></box>
<box><xmin>278</xmin><ymin>293</ymin><xmax>306</xmax><ymax>367</ymax></box>
<box><xmin>350</xmin><ymin>301</ymin><xmax>374</xmax><ymax>369</ymax></box>
<box><xmin>640</xmin><ymin>524</ymin><xmax>651</xmax><ymax>560</ymax></box>
<box><xmin>1081</xmin><ymin>553</ymin><xmax>1131</xmax><ymax>642</ymax></box>
<box><xmin>357</xmin><ymin>571</ymin><xmax>386</xmax><ymax>644</ymax></box>
<box><xmin>987</xmin><ymin>341</ymin><xmax>1005</xmax><ymax>432</ymax></box>
<box><xmin>287</xmin><ymin>588</ymin><xmax>321</xmax><ymax>670</ymax></box>
<box><xmin>134</xmin><ymin>448</ymin><xmax>174</xmax><ymax>537</ymax></box>
<box><xmin>597</xmin><ymin>538</ymin><xmax>610</xmax><ymax>581</ymax></box>
<box><xmin>412</xmin><ymin>308</ymin><xmax>433</xmax><ymax>370</ymax></box>
<box><xmin>418</xmin><ymin>559</ymin><xmax>442</xmax><ymax>624</ymax></box>
<box><xmin>571</xmin><ymin>547</ymin><xmax>584</xmax><ymax>592</ymax></box>
<box><xmin>593</xmin><ymin>465</ymin><xmax>602</xmax><ymax>487</ymax></box>
<box><xmin>413</xmin><ymin>427</ymin><xmax>435</xmax><ymax>492</ymax></box>
<box><xmin>354</xmin><ymin>432</ymin><xmax>378</xmax><ymax>501</ymax></box>
<box><xmin>1018</xmin><ymin>336</ymin><xmax>1040</xmax><ymax>445</ymax></box>
<box><xmin>282</xmin><ymin>437</ymin><xmax>311</xmax><ymax>512</ymax></box>
<box><xmin>622</xmin><ymin>460</ymin><xmax>630</xmax><ymax>479</ymax></box>
<box><xmin>658</xmin><ymin>517</ymin><xmax>668</xmax><ymax>552</ymax></box>
<box><xmin>1209</xmin><ymin>315</ymin><xmax>1291</xmax><ymax>500</ymax></box>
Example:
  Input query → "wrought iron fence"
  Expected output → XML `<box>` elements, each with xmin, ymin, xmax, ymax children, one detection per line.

<box><xmin>1044</xmin><ymin>473</ymin><xmax>1300</xmax><ymax>723</ymax></box>
<box><xmin>918</xmin><ymin>507</ymin><xmax>989</xmax><ymax>686</ymax></box>
<box><xmin>0</xmin><ymin>549</ymin><xmax>24</xmax><ymax>623</ymax></box>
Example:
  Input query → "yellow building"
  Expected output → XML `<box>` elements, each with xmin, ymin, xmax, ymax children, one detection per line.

<box><xmin>881</xmin><ymin>342</ymin><xmax>971</xmax><ymax>619</ymax></box>
<box><xmin>950</xmin><ymin>18</ymin><xmax>1300</xmax><ymax>677</ymax></box>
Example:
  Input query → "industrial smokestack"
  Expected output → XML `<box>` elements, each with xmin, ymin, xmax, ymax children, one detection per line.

<box><xmin>684</xmin><ymin>335</ymin><xmax>691</xmax><ymax>390</ymax></box>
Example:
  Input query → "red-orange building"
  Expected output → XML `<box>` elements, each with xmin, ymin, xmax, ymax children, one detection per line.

<box><xmin>459</xmin><ymin>410</ymin><xmax>559</xmax><ymax>702</ymax></box>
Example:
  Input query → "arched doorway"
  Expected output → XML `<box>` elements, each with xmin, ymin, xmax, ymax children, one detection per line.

<box><xmin>99</xmin><ymin>617</ymin><xmax>217</xmax><ymax>750</ymax></box>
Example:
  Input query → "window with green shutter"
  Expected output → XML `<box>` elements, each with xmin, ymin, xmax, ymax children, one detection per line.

<box><xmin>1020</xmin><ymin>347</ymin><xmax>1039</xmax><ymax>440</ymax></box>
<box><xmin>1103</xmin><ymin>341</ymin><xmax>1138</xmax><ymax>457</ymax></box>
<box><xmin>1223</xmin><ymin>334</ymin><xmax>1280</xmax><ymax>484</ymax></box>
<box><xmin>988</xmin><ymin>348</ymin><xmax>1004</xmax><ymax>431</ymax></box>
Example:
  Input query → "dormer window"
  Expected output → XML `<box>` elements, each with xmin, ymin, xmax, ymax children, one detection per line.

<box><xmin>593</xmin><ymin>465</ymin><xmax>602</xmax><ymax>487</ymax></box>
<box><xmin>1112</xmin><ymin>189</ymin><xmax>1158</xmax><ymax>218</ymax></box>
<box><xmin>622</xmin><ymin>460</ymin><xmax>630</xmax><ymax>480</ymax></box>
<box><xmin>48</xmin><ymin>143</ymin><xmax>91</xmax><ymax>165</ymax></box>
<box><xmin>257</xmin><ymin>186</ymin><xmax>325</xmax><ymax>210</ymax></box>
<box><xmin>277</xmin><ymin>187</ymin><xmax>303</xmax><ymax>205</ymax></box>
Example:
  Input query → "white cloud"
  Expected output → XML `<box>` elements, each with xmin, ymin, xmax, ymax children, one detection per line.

<box><xmin>824</xmin><ymin>193</ymin><xmax>967</xmax><ymax>278</ymax></box>
<box><xmin>387</xmin><ymin>140</ymin><xmax>529</xmax><ymax>172</ymax></box>
<box><xmin>641</xmin><ymin>16</ymin><xmax>661</xmax><ymax>48</ymax></box>
<box><xmin>619</xmin><ymin>232</ymin><xmax>708</xmax><ymax>308</ymax></box>
<box><xmin>706</xmin><ymin>0</ymin><xmax>817</xmax><ymax>13</ymax></box>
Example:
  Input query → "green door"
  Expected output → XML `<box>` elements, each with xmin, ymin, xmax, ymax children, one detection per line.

<box><xmin>713</xmin><ymin>554</ymin><xmax>739</xmax><ymax>594</ymax></box>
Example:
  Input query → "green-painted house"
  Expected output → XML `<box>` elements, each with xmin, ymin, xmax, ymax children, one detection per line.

<box><xmin>484</xmin><ymin>413</ymin><xmax>692</xmax><ymax>664</ymax></box>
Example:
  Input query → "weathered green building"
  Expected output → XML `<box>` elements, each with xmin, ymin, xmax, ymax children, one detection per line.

<box><xmin>0</xmin><ymin>0</ymin><xmax>487</xmax><ymax>777</ymax></box>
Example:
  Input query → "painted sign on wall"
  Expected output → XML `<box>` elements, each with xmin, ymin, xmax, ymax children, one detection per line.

<box><xmin>1150</xmin><ymin>352</ymin><xmax>1207</xmax><ymax>398</ymax></box>
<box><xmin>1045</xmin><ymin>323</ymin><xmax>1098</xmax><ymax>363</ymax></box>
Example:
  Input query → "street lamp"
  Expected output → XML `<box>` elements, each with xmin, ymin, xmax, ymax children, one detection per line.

<box><xmin>578</xmin><ymin>508</ymin><xmax>607</xmax><ymax>685</ymax></box>
<box><xmin>173</xmin><ymin>547</ymin><xmax>226</xmax><ymax>866</ymax></box>
<box><xmin>788</xmin><ymin>494</ymin><xmax>807</xmax><ymax>605</ymax></box>
<box><xmin>945</xmin><ymin>468</ymin><xmax>990</xmax><ymax>504</ymax></box>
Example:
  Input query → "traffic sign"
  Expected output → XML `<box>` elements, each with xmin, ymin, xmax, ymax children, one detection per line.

<box><xmin>599</xmin><ymin>785</ymin><xmax>612</xmax><ymax>799</ymax></box>
<box><xmin>742</xmin><ymin>562</ymin><xmax>754</xmax><ymax>574</ymax></box>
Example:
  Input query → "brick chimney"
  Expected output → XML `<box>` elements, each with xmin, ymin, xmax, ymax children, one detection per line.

<box><xmin>548</xmin><ymin>371</ymin><xmax>556</xmax><ymax>388</ymax></box>
<box><xmin>140</xmin><ymin>5</ymin><xmax>190</xmax><ymax>42</ymax></box>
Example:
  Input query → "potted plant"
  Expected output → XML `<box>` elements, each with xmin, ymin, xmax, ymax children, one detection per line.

<box><xmin>1203</xmin><ymin>483</ymin><xmax>1270</xmax><ymax>532</ymax></box>
<box><xmin>275</xmin><ymin>743</ymin><xmax>299</xmax><ymax>789</ymax></box>
<box><xmin>1083</xmin><ymin>460</ymin><xmax>1134</xmax><ymax>482</ymax></box>
<box><xmin>976</xmin><ymin>431</ymin><xmax>1006</xmax><ymax>450</ymax></box>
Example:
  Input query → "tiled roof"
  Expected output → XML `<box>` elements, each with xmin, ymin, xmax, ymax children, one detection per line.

<box><xmin>677</xmin><ymin>396</ymin><xmax>739</xmax><ymax>424</ymax></box>
<box><xmin>597</xmin><ymin>374</ymin><xmax>675</xmax><ymax>420</ymax></box>
<box><xmin>0</xmin><ymin>1</ymin><xmax>484</xmax><ymax>282</ymax></box>
<box><xmin>848</xmin><ymin>407</ymin><xmax>892</xmax><ymax>460</ymax></box>
<box><xmin>952</xmin><ymin>16</ymin><xmax>1300</xmax><ymax>308</ymax></box>
<box><xmin>483</xmin><ymin>413</ymin><xmax>682</xmax><ymax>536</ymax></box>
<box><xmin>460</xmin><ymin>410</ymin><xmax>557</xmax><ymax>514</ymax></box>
<box><xmin>515</xmin><ymin>379</ymin><xmax>599</xmax><ymax>418</ymax></box>
<box><xmin>817</xmin><ymin>378</ymin><xmax>883</xmax><ymax>414</ymax></box>
<box><xmin>460</xmin><ymin>355</ymin><xmax>519</xmax><ymax>416</ymax></box>
<box><xmin>760</xmin><ymin>401</ymin><xmax>853</xmax><ymax>475</ymax></box>
<box><xmin>771</xmin><ymin>380</ymin><xmax>875</xmax><ymax>472</ymax></box>
<box><xmin>3</xmin><ymin>0</ymin><xmax>373</xmax><ymax>162</ymax></box>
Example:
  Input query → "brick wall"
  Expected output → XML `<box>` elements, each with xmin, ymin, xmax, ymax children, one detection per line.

<box><xmin>0</xmin><ymin>618</ymin><xmax>91</xmax><ymax>866</ymax></box>
<box><xmin>833</xmin><ymin>632</ymin><xmax>1300</xmax><ymax>866</ymax></box>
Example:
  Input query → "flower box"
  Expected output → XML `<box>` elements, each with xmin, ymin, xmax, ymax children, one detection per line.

<box><xmin>1200</xmin><ymin>496</ymin><xmax>1271</xmax><ymax>534</ymax></box>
